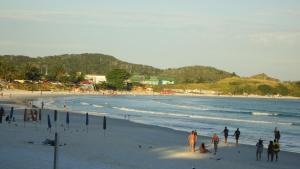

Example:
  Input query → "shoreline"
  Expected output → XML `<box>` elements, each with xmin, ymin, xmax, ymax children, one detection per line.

<box><xmin>1</xmin><ymin>93</ymin><xmax>300</xmax><ymax>169</ymax></box>
<box><xmin>1</xmin><ymin>89</ymin><xmax>299</xmax><ymax>102</ymax></box>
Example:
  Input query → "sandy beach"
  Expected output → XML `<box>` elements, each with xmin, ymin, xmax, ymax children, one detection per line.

<box><xmin>0</xmin><ymin>90</ymin><xmax>299</xmax><ymax>169</ymax></box>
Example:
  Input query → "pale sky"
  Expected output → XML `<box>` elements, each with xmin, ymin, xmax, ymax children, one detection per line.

<box><xmin>0</xmin><ymin>0</ymin><xmax>299</xmax><ymax>80</ymax></box>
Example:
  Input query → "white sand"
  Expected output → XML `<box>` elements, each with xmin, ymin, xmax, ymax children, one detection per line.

<box><xmin>0</xmin><ymin>91</ymin><xmax>299</xmax><ymax>169</ymax></box>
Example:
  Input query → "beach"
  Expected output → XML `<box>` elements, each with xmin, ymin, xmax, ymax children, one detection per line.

<box><xmin>0</xmin><ymin>90</ymin><xmax>300</xmax><ymax>169</ymax></box>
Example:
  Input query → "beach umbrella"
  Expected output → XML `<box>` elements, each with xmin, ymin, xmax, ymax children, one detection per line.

<box><xmin>103</xmin><ymin>116</ymin><xmax>106</xmax><ymax>130</ymax></box>
<box><xmin>54</xmin><ymin>110</ymin><xmax>58</xmax><ymax>122</ymax></box>
<box><xmin>24</xmin><ymin>108</ymin><xmax>27</xmax><ymax>121</ymax></box>
<box><xmin>47</xmin><ymin>114</ymin><xmax>52</xmax><ymax>132</ymax></box>
<box><xmin>103</xmin><ymin>116</ymin><xmax>106</xmax><ymax>137</ymax></box>
<box><xmin>30</xmin><ymin>109</ymin><xmax>33</xmax><ymax>121</ymax></box>
<box><xmin>38</xmin><ymin>109</ymin><xmax>42</xmax><ymax>122</ymax></box>
<box><xmin>23</xmin><ymin>108</ymin><xmax>27</xmax><ymax>127</ymax></box>
<box><xmin>86</xmin><ymin>113</ymin><xmax>89</xmax><ymax>132</ymax></box>
<box><xmin>0</xmin><ymin>106</ymin><xmax>4</xmax><ymax>123</ymax></box>
<box><xmin>9</xmin><ymin>107</ymin><xmax>14</xmax><ymax>121</ymax></box>
<box><xmin>66</xmin><ymin>112</ymin><xmax>70</xmax><ymax>128</ymax></box>
<box><xmin>54</xmin><ymin>110</ymin><xmax>58</xmax><ymax>129</ymax></box>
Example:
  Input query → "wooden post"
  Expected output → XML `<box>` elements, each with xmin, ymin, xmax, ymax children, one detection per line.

<box><xmin>53</xmin><ymin>132</ymin><xmax>58</xmax><ymax>169</ymax></box>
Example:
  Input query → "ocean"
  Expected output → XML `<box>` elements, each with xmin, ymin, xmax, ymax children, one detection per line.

<box><xmin>34</xmin><ymin>95</ymin><xmax>300</xmax><ymax>153</ymax></box>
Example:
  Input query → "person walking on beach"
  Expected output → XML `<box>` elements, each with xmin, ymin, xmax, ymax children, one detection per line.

<box><xmin>41</xmin><ymin>101</ymin><xmax>44</xmax><ymax>110</ymax></box>
<box><xmin>188</xmin><ymin>131</ymin><xmax>195</xmax><ymax>152</ymax></box>
<box><xmin>234</xmin><ymin>128</ymin><xmax>241</xmax><ymax>145</ymax></box>
<box><xmin>273</xmin><ymin>139</ymin><xmax>280</xmax><ymax>161</ymax></box>
<box><xmin>256</xmin><ymin>139</ymin><xmax>264</xmax><ymax>161</ymax></box>
<box><xmin>188</xmin><ymin>131</ymin><xmax>194</xmax><ymax>152</ymax></box>
<box><xmin>267</xmin><ymin>141</ymin><xmax>274</xmax><ymax>162</ymax></box>
<box><xmin>274</xmin><ymin>127</ymin><xmax>281</xmax><ymax>143</ymax></box>
<box><xmin>194</xmin><ymin>130</ymin><xmax>198</xmax><ymax>150</ymax></box>
<box><xmin>223</xmin><ymin>126</ymin><xmax>229</xmax><ymax>144</ymax></box>
<box><xmin>63</xmin><ymin>101</ymin><xmax>67</xmax><ymax>111</ymax></box>
<box><xmin>211</xmin><ymin>133</ymin><xmax>220</xmax><ymax>155</ymax></box>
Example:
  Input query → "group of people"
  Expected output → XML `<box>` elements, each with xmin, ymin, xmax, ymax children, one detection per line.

<box><xmin>188</xmin><ymin>127</ymin><xmax>241</xmax><ymax>155</ymax></box>
<box><xmin>188</xmin><ymin>126</ymin><xmax>281</xmax><ymax>161</ymax></box>
<box><xmin>256</xmin><ymin>127</ymin><xmax>281</xmax><ymax>162</ymax></box>
<box><xmin>222</xmin><ymin>127</ymin><xmax>241</xmax><ymax>145</ymax></box>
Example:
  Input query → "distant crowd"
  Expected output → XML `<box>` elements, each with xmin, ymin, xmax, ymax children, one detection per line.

<box><xmin>188</xmin><ymin>126</ymin><xmax>281</xmax><ymax>162</ymax></box>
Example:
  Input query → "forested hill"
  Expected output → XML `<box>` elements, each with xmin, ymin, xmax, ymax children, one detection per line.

<box><xmin>0</xmin><ymin>53</ymin><xmax>233</xmax><ymax>82</ymax></box>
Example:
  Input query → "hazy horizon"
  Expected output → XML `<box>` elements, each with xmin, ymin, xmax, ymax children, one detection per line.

<box><xmin>0</xmin><ymin>0</ymin><xmax>299</xmax><ymax>80</ymax></box>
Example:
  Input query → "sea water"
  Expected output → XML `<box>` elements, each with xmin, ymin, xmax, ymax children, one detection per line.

<box><xmin>34</xmin><ymin>95</ymin><xmax>300</xmax><ymax>153</ymax></box>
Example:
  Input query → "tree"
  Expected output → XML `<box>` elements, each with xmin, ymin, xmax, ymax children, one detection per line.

<box><xmin>106</xmin><ymin>69</ymin><xmax>130</xmax><ymax>90</ymax></box>
<box><xmin>275</xmin><ymin>84</ymin><xmax>289</xmax><ymax>96</ymax></box>
<box><xmin>68</xmin><ymin>72</ymin><xmax>85</xmax><ymax>84</ymax></box>
<box><xmin>50</xmin><ymin>65</ymin><xmax>68</xmax><ymax>83</ymax></box>
<box><xmin>0</xmin><ymin>61</ymin><xmax>17</xmax><ymax>82</ymax></box>
<box><xmin>25</xmin><ymin>66</ymin><xmax>41</xmax><ymax>81</ymax></box>
<box><xmin>257</xmin><ymin>84</ymin><xmax>275</xmax><ymax>95</ymax></box>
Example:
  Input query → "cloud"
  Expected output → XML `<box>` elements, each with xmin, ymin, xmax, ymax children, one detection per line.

<box><xmin>0</xmin><ymin>9</ymin><xmax>235</xmax><ymax>32</ymax></box>
<box><xmin>248</xmin><ymin>31</ymin><xmax>300</xmax><ymax>47</ymax></box>
<box><xmin>256</xmin><ymin>8</ymin><xmax>300</xmax><ymax>17</ymax></box>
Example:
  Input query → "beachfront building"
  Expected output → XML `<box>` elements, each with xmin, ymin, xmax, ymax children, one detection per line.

<box><xmin>129</xmin><ymin>75</ymin><xmax>175</xmax><ymax>85</ymax></box>
<box><xmin>85</xmin><ymin>74</ymin><xmax>106</xmax><ymax>84</ymax></box>
<box><xmin>159</xmin><ymin>77</ymin><xmax>175</xmax><ymax>85</ymax></box>
<box><xmin>142</xmin><ymin>76</ymin><xmax>160</xmax><ymax>85</ymax></box>
<box><xmin>130</xmin><ymin>74</ymin><xmax>145</xmax><ymax>83</ymax></box>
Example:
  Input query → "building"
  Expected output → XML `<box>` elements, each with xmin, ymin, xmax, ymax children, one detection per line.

<box><xmin>129</xmin><ymin>75</ymin><xmax>175</xmax><ymax>85</ymax></box>
<box><xmin>141</xmin><ymin>76</ymin><xmax>160</xmax><ymax>85</ymax></box>
<box><xmin>129</xmin><ymin>75</ymin><xmax>145</xmax><ymax>83</ymax></box>
<box><xmin>159</xmin><ymin>77</ymin><xmax>175</xmax><ymax>85</ymax></box>
<box><xmin>85</xmin><ymin>74</ymin><xmax>106</xmax><ymax>84</ymax></box>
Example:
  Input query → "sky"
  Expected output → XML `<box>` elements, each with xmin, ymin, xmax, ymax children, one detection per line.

<box><xmin>0</xmin><ymin>0</ymin><xmax>299</xmax><ymax>80</ymax></box>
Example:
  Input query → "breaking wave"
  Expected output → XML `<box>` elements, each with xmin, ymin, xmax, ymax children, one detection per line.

<box><xmin>113</xmin><ymin>107</ymin><xmax>292</xmax><ymax>126</ymax></box>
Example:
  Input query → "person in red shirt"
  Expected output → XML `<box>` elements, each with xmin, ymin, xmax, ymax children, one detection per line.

<box><xmin>211</xmin><ymin>133</ymin><xmax>220</xmax><ymax>155</ymax></box>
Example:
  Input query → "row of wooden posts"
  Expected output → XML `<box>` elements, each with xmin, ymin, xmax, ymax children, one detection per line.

<box><xmin>0</xmin><ymin>106</ymin><xmax>107</xmax><ymax>132</ymax></box>
<box><xmin>0</xmin><ymin>106</ymin><xmax>15</xmax><ymax>123</ymax></box>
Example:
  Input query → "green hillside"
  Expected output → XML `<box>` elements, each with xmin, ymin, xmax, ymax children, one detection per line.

<box><xmin>0</xmin><ymin>53</ymin><xmax>232</xmax><ymax>83</ymax></box>
<box><xmin>160</xmin><ymin>66</ymin><xmax>233</xmax><ymax>83</ymax></box>
<box><xmin>157</xmin><ymin>76</ymin><xmax>300</xmax><ymax>97</ymax></box>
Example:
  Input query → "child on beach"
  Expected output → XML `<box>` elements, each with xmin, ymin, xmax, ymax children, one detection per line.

<box><xmin>234</xmin><ymin>128</ymin><xmax>241</xmax><ymax>145</ymax></box>
<box><xmin>273</xmin><ymin>140</ymin><xmax>280</xmax><ymax>161</ymax></box>
<box><xmin>267</xmin><ymin>141</ymin><xmax>274</xmax><ymax>162</ymax></box>
<box><xmin>211</xmin><ymin>133</ymin><xmax>219</xmax><ymax>155</ymax></box>
<box><xmin>199</xmin><ymin>143</ymin><xmax>211</xmax><ymax>153</ymax></box>
<box><xmin>256</xmin><ymin>139</ymin><xmax>263</xmax><ymax>161</ymax></box>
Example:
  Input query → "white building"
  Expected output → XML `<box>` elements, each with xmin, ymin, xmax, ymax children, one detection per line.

<box><xmin>85</xmin><ymin>74</ymin><xmax>106</xmax><ymax>84</ymax></box>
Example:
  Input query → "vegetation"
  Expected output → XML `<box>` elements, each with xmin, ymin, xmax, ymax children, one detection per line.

<box><xmin>1</xmin><ymin>54</ymin><xmax>300</xmax><ymax>96</ymax></box>
<box><xmin>0</xmin><ymin>54</ymin><xmax>232</xmax><ymax>83</ymax></box>
<box><xmin>157</xmin><ymin>76</ymin><xmax>300</xmax><ymax>97</ymax></box>
<box><xmin>160</xmin><ymin>66</ymin><xmax>234</xmax><ymax>83</ymax></box>
<box><xmin>106</xmin><ymin>69</ymin><xmax>130</xmax><ymax>90</ymax></box>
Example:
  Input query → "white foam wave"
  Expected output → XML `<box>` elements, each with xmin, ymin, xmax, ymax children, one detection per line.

<box><xmin>113</xmin><ymin>107</ymin><xmax>292</xmax><ymax>126</ymax></box>
<box><xmin>80</xmin><ymin>102</ymin><xmax>90</xmax><ymax>105</ymax></box>
<box><xmin>252</xmin><ymin>112</ymin><xmax>278</xmax><ymax>116</ymax></box>
<box><xmin>155</xmin><ymin>101</ymin><xmax>249</xmax><ymax>114</ymax></box>
<box><xmin>93</xmin><ymin>104</ymin><xmax>103</xmax><ymax>108</ymax></box>
<box><xmin>156</xmin><ymin>101</ymin><xmax>209</xmax><ymax>111</ymax></box>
